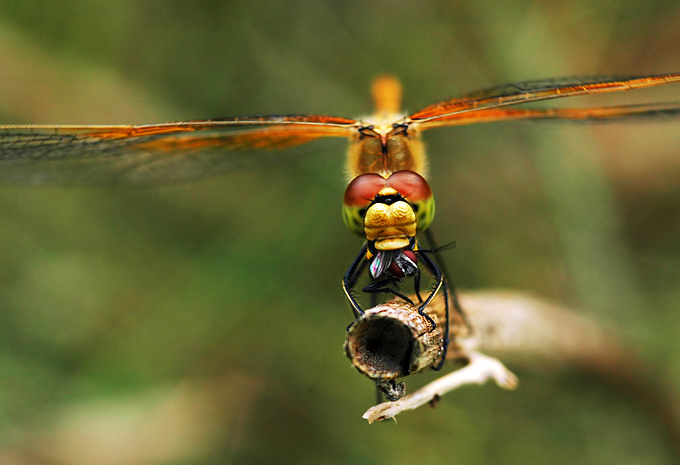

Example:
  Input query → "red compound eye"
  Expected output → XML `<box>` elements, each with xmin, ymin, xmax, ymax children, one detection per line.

<box><xmin>343</xmin><ymin>173</ymin><xmax>387</xmax><ymax>207</ymax></box>
<box><xmin>402</xmin><ymin>250</ymin><xmax>417</xmax><ymax>263</ymax></box>
<box><xmin>388</xmin><ymin>249</ymin><xmax>418</xmax><ymax>279</ymax></box>
<box><xmin>388</xmin><ymin>261</ymin><xmax>405</xmax><ymax>279</ymax></box>
<box><xmin>386</xmin><ymin>171</ymin><xmax>432</xmax><ymax>202</ymax></box>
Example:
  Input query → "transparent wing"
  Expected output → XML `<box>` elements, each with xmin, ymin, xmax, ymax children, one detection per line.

<box><xmin>0</xmin><ymin>115</ymin><xmax>358</xmax><ymax>185</ymax></box>
<box><xmin>409</xmin><ymin>73</ymin><xmax>680</xmax><ymax>128</ymax></box>
<box><xmin>413</xmin><ymin>102</ymin><xmax>680</xmax><ymax>129</ymax></box>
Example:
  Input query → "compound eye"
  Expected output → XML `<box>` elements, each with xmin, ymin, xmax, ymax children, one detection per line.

<box><xmin>386</xmin><ymin>171</ymin><xmax>432</xmax><ymax>202</ymax></box>
<box><xmin>343</xmin><ymin>173</ymin><xmax>388</xmax><ymax>207</ymax></box>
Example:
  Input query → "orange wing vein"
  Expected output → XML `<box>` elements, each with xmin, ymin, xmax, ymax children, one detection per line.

<box><xmin>409</xmin><ymin>73</ymin><xmax>680</xmax><ymax>127</ymax></box>
<box><xmin>413</xmin><ymin>102</ymin><xmax>680</xmax><ymax>129</ymax></box>
<box><xmin>0</xmin><ymin>116</ymin><xmax>357</xmax><ymax>185</ymax></box>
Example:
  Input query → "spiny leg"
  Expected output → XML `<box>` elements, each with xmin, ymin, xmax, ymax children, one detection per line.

<box><xmin>362</xmin><ymin>279</ymin><xmax>416</xmax><ymax>306</ymax></box>
<box><xmin>413</xmin><ymin>268</ymin><xmax>424</xmax><ymax>304</ymax></box>
<box><xmin>423</xmin><ymin>228</ymin><xmax>472</xmax><ymax>333</ymax></box>
<box><xmin>343</xmin><ymin>243</ymin><xmax>370</xmax><ymax>319</ymax></box>
<box><xmin>430</xmin><ymin>278</ymin><xmax>450</xmax><ymax>371</ymax></box>
<box><xmin>369</xmin><ymin>276</ymin><xmax>386</xmax><ymax>404</ymax></box>
<box><xmin>415</xmin><ymin>250</ymin><xmax>449</xmax><ymax>370</ymax></box>
<box><xmin>414</xmin><ymin>251</ymin><xmax>442</xmax><ymax>330</ymax></box>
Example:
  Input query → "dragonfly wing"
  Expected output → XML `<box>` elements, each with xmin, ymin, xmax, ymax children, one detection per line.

<box><xmin>414</xmin><ymin>102</ymin><xmax>680</xmax><ymax>130</ymax></box>
<box><xmin>0</xmin><ymin>116</ymin><xmax>358</xmax><ymax>185</ymax></box>
<box><xmin>409</xmin><ymin>73</ymin><xmax>680</xmax><ymax>126</ymax></box>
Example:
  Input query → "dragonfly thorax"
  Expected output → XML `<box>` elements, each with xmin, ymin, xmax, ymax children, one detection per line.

<box><xmin>345</xmin><ymin>123</ymin><xmax>426</xmax><ymax>180</ymax></box>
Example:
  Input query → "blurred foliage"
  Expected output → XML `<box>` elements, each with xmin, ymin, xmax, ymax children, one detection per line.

<box><xmin>0</xmin><ymin>1</ymin><xmax>679</xmax><ymax>464</ymax></box>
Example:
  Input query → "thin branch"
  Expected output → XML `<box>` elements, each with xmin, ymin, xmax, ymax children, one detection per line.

<box><xmin>363</xmin><ymin>351</ymin><xmax>518</xmax><ymax>423</ymax></box>
<box><xmin>349</xmin><ymin>288</ymin><xmax>680</xmax><ymax>451</ymax></box>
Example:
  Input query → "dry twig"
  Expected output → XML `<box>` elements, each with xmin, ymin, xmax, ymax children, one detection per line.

<box><xmin>346</xmin><ymin>289</ymin><xmax>679</xmax><ymax>435</ymax></box>
<box><xmin>363</xmin><ymin>351</ymin><xmax>518</xmax><ymax>423</ymax></box>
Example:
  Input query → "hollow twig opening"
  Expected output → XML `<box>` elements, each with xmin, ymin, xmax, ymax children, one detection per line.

<box><xmin>345</xmin><ymin>302</ymin><xmax>443</xmax><ymax>380</ymax></box>
<box><xmin>347</xmin><ymin>314</ymin><xmax>414</xmax><ymax>379</ymax></box>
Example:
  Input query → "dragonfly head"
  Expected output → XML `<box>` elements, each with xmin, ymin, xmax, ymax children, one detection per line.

<box><xmin>364</xmin><ymin>187</ymin><xmax>416</xmax><ymax>250</ymax></box>
<box><xmin>342</xmin><ymin>171</ymin><xmax>435</xmax><ymax>249</ymax></box>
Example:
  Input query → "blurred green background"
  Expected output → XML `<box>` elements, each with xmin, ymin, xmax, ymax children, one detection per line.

<box><xmin>0</xmin><ymin>1</ymin><xmax>679</xmax><ymax>464</ymax></box>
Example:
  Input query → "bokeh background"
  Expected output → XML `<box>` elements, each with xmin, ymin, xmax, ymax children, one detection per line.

<box><xmin>1</xmin><ymin>1</ymin><xmax>679</xmax><ymax>464</ymax></box>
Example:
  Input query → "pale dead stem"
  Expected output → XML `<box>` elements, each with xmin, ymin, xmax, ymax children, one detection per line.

<box><xmin>351</xmin><ymin>290</ymin><xmax>653</xmax><ymax>423</ymax></box>
<box><xmin>363</xmin><ymin>351</ymin><xmax>518</xmax><ymax>423</ymax></box>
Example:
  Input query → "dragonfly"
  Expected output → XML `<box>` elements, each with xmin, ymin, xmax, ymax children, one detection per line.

<box><xmin>2</xmin><ymin>72</ymin><xmax>680</xmax><ymax>372</ymax></box>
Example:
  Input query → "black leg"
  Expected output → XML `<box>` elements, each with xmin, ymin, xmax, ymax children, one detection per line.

<box><xmin>362</xmin><ymin>280</ymin><xmax>416</xmax><ymax>306</ymax></box>
<box><xmin>423</xmin><ymin>228</ymin><xmax>472</xmax><ymax>333</ymax></box>
<box><xmin>414</xmin><ymin>250</ymin><xmax>442</xmax><ymax>330</ymax></box>
<box><xmin>413</xmin><ymin>268</ymin><xmax>424</xmax><ymax>304</ymax></box>
<box><xmin>343</xmin><ymin>243</ymin><xmax>370</xmax><ymax>318</ymax></box>
<box><xmin>431</xmin><ymin>278</ymin><xmax>450</xmax><ymax>371</ymax></box>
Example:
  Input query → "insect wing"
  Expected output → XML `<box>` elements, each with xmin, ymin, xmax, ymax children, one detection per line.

<box><xmin>409</xmin><ymin>73</ymin><xmax>680</xmax><ymax>129</ymax></box>
<box><xmin>0</xmin><ymin>116</ymin><xmax>358</xmax><ymax>185</ymax></box>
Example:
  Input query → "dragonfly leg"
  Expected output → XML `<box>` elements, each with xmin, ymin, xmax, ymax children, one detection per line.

<box><xmin>414</xmin><ymin>250</ymin><xmax>442</xmax><ymax>329</ymax></box>
<box><xmin>430</xmin><ymin>278</ymin><xmax>450</xmax><ymax>371</ymax></box>
<box><xmin>343</xmin><ymin>243</ymin><xmax>370</xmax><ymax>319</ymax></box>
<box><xmin>362</xmin><ymin>279</ymin><xmax>416</xmax><ymax>306</ymax></box>
<box><xmin>423</xmin><ymin>228</ymin><xmax>473</xmax><ymax>333</ymax></box>
<box><xmin>413</xmin><ymin>268</ymin><xmax>424</xmax><ymax>304</ymax></box>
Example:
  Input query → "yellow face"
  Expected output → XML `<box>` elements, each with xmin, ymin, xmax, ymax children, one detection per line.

<box><xmin>342</xmin><ymin>171</ymin><xmax>435</xmax><ymax>250</ymax></box>
<box><xmin>363</xmin><ymin>187</ymin><xmax>417</xmax><ymax>250</ymax></box>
